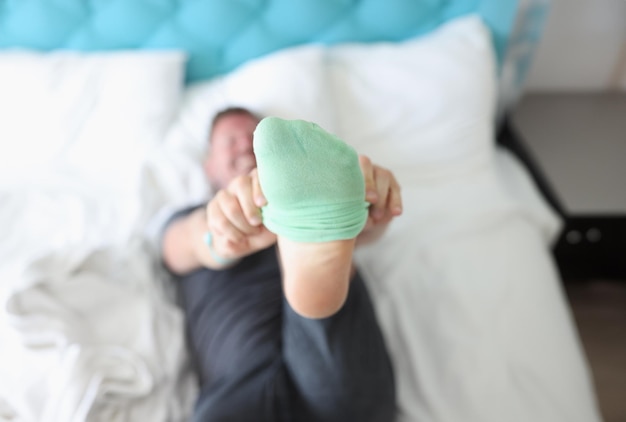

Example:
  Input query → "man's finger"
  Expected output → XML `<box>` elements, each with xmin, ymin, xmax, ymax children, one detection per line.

<box><xmin>250</xmin><ymin>168</ymin><xmax>267</xmax><ymax>208</ymax></box>
<box><xmin>388</xmin><ymin>178</ymin><xmax>403</xmax><ymax>216</ymax></box>
<box><xmin>247</xmin><ymin>226</ymin><xmax>277</xmax><ymax>251</ymax></box>
<box><xmin>229</xmin><ymin>175</ymin><xmax>263</xmax><ymax>227</ymax></box>
<box><xmin>359</xmin><ymin>155</ymin><xmax>378</xmax><ymax>203</ymax></box>
<box><xmin>211</xmin><ymin>191</ymin><xmax>251</xmax><ymax>242</ymax></box>
<box><xmin>371</xmin><ymin>167</ymin><xmax>390</xmax><ymax>221</ymax></box>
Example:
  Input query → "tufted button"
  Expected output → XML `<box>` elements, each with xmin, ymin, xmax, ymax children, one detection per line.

<box><xmin>1</xmin><ymin>1</ymin><xmax>85</xmax><ymax>48</ymax></box>
<box><xmin>262</xmin><ymin>0</ymin><xmax>350</xmax><ymax>40</ymax></box>
<box><xmin>356</xmin><ymin>0</ymin><xmax>442</xmax><ymax>39</ymax></box>
<box><xmin>176</xmin><ymin>1</ymin><xmax>261</xmax><ymax>45</ymax></box>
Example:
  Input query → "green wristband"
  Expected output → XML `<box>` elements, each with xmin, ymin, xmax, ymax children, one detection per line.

<box><xmin>203</xmin><ymin>232</ymin><xmax>238</xmax><ymax>266</ymax></box>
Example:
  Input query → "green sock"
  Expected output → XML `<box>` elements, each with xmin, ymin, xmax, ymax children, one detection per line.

<box><xmin>253</xmin><ymin>117</ymin><xmax>369</xmax><ymax>242</ymax></box>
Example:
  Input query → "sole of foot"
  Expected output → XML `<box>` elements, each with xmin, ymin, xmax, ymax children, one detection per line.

<box><xmin>277</xmin><ymin>236</ymin><xmax>356</xmax><ymax>319</ymax></box>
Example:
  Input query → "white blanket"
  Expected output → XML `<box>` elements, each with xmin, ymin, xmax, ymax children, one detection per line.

<box><xmin>0</xmin><ymin>176</ymin><xmax>197</xmax><ymax>422</ymax></box>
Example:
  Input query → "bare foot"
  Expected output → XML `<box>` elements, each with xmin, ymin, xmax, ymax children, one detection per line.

<box><xmin>278</xmin><ymin>236</ymin><xmax>356</xmax><ymax>319</ymax></box>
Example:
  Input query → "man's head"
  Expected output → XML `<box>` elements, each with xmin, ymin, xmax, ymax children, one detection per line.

<box><xmin>203</xmin><ymin>107</ymin><xmax>261</xmax><ymax>190</ymax></box>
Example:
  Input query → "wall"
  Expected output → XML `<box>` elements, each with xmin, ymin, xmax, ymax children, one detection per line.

<box><xmin>525</xmin><ymin>0</ymin><xmax>626</xmax><ymax>91</ymax></box>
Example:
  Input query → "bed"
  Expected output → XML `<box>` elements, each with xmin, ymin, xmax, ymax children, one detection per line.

<box><xmin>0</xmin><ymin>1</ymin><xmax>603</xmax><ymax>421</ymax></box>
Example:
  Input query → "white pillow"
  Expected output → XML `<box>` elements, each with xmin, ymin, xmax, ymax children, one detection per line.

<box><xmin>0</xmin><ymin>50</ymin><xmax>186</xmax><ymax>191</ymax></box>
<box><xmin>329</xmin><ymin>15</ymin><xmax>498</xmax><ymax>185</ymax></box>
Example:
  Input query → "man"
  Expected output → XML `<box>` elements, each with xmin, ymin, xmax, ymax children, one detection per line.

<box><xmin>161</xmin><ymin>107</ymin><xmax>401</xmax><ymax>422</ymax></box>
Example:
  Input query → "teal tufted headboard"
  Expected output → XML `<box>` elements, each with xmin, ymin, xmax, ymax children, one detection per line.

<box><xmin>0</xmin><ymin>0</ymin><xmax>520</xmax><ymax>83</ymax></box>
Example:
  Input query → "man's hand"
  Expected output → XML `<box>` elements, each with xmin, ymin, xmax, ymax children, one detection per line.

<box><xmin>357</xmin><ymin>155</ymin><xmax>403</xmax><ymax>247</ymax></box>
<box><xmin>206</xmin><ymin>169</ymin><xmax>277</xmax><ymax>261</ymax></box>
<box><xmin>204</xmin><ymin>155</ymin><xmax>402</xmax><ymax>264</ymax></box>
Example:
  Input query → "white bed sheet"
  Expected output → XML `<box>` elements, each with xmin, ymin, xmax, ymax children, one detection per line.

<box><xmin>355</xmin><ymin>147</ymin><xmax>601</xmax><ymax>422</ymax></box>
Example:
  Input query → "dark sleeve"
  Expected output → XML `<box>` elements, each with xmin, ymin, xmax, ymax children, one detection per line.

<box><xmin>159</xmin><ymin>202</ymin><xmax>206</xmax><ymax>274</ymax></box>
<box><xmin>162</xmin><ymin>203</ymin><xmax>206</xmax><ymax>233</ymax></box>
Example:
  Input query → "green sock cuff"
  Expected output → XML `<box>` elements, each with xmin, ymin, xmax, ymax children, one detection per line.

<box><xmin>253</xmin><ymin>117</ymin><xmax>368</xmax><ymax>242</ymax></box>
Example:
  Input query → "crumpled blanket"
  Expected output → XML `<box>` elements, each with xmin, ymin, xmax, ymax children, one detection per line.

<box><xmin>0</xmin><ymin>176</ymin><xmax>196</xmax><ymax>422</ymax></box>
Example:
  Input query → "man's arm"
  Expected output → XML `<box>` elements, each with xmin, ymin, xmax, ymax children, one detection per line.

<box><xmin>161</xmin><ymin>171</ymin><xmax>277</xmax><ymax>276</ymax></box>
<box><xmin>162</xmin><ymin>207</ymin><xmax>225</xmax><ymax>275</ymax></box>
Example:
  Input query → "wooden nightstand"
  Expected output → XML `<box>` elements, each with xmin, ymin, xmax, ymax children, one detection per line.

<box><xmin>508</xmin><ymin>92</ymin><xmax>626</xmax><ymax>280</ymax></box>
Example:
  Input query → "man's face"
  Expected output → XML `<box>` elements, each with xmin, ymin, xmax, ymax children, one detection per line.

<box><xmin>204</xmin><ymin>112</ymin><xmax>260</xmax><ymax>190</ymax></box>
